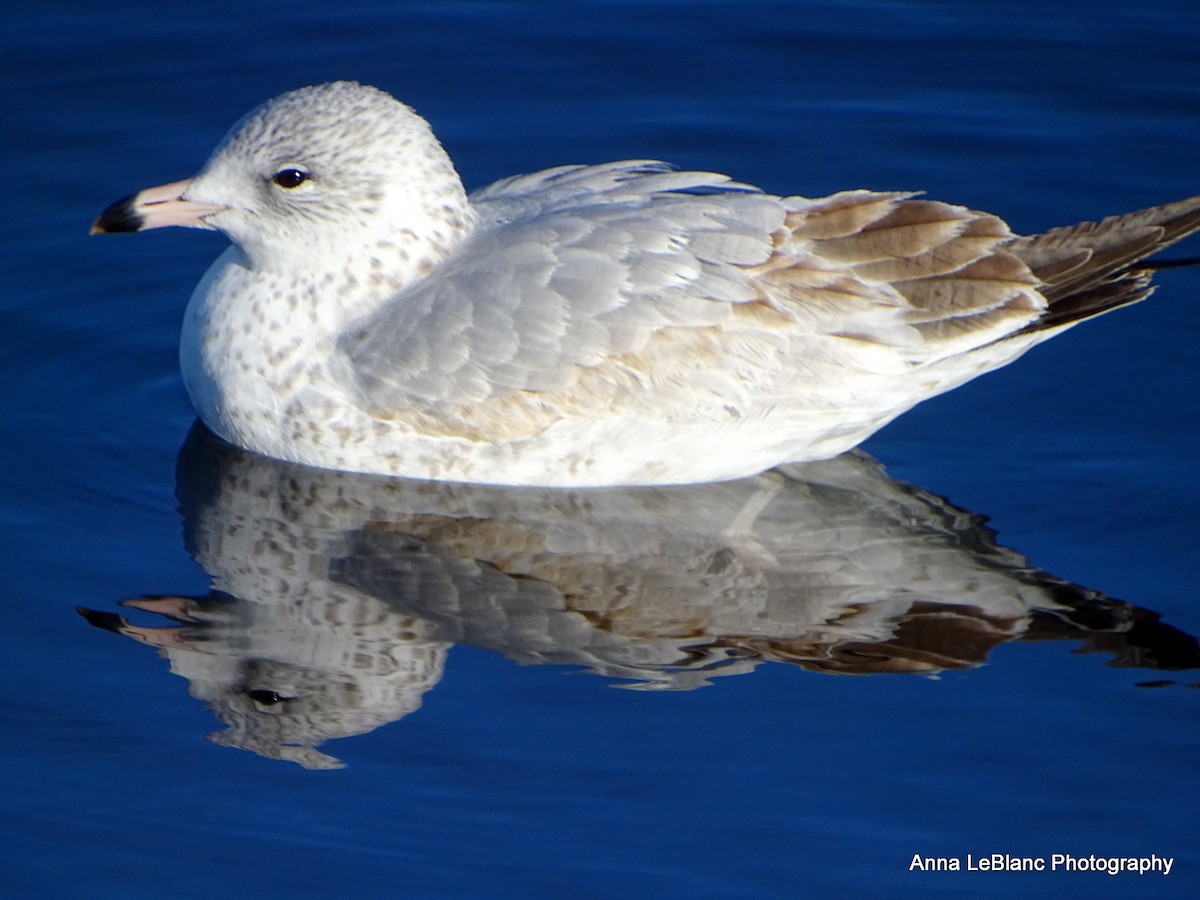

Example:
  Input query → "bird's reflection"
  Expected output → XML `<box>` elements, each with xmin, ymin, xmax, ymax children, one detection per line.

<box><xmin>80</xmin><ymin>425</ymin><xmax>1198</xmax><ymax>768</ymax></box>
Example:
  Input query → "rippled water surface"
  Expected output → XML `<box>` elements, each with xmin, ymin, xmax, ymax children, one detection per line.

<box><xmin>5</xmin><ymin>1</ymin><xmax>1200</xmax><ymax>897</ymax></box>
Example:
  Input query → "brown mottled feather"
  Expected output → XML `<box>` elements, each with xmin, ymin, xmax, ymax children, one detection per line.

<box><xmin>891</xmin><ymin>252</ymin><xmax>1041</xmax><ymax>319</ymax></box>
<box><xmin>1005</xmin><ymin>195</ymin><xmax>1200</xmax><ymax>332</ymax></box>
<box><xmin>777</xmin><ymin>193</ymin><xmax>1047</xmax><ymax>350</ymax></box>
<box><xmin>788</xmin><ymin>190</ymin><xmax>917</xmax><ymax>240</ymax></box>
<box><xmin>813</xmin><ymin>200</ymin><xmax>975</xmax><ymax>263</ymax></box>
<box><xmin>787</xmin><ymin>191</ymin><xmax>1200</xmax><ymax>343</ymax></box>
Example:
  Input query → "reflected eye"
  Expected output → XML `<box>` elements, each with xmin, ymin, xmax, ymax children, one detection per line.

<box><xmin>272</xmin><ymin>167</ymin><xmax>309</xmax><ymax>188</ymax></box>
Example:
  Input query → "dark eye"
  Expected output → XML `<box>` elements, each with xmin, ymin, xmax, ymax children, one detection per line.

<box><xmin>247</xmin><ymin>689</ymin><xmax>288</xmax><ymax>705</ymax></box>
<box><xmin>272</xmin><ymin>167</ymin><xmax>309</xmax><ymax>188</ymax></box>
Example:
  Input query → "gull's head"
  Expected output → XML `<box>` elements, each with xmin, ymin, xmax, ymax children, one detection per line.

<box><xmin>93</xmin><ymin>82</ymin><xmax>474</xmax><ymax>274</ymax></box>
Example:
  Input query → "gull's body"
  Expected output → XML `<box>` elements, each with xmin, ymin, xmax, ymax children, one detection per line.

<box><xmin>93</xmin><ymin>81</ymin><xmax>1200</xmax><ymax>486</ymax></box>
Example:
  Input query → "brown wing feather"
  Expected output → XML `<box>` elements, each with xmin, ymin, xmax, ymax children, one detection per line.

<box><xmin>781</xmin><ymin>193</ymin><xmax>1045</xmax><ymax>350</ymax></box>
<box><xmin>777</xmin><ymin>190</ymin><xmax>1200</xmax><ymax>354</ymax></box>
<box><xmin>1005</xmin><ymin>195</ymin><xmax>1200</xmax><ymax>331</ymax></box>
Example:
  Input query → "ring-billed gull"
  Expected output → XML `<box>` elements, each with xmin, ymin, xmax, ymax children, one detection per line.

<box><xmin>92</xmin><ymin>81</ymin><xmax>1200</xmax><ymax>486</ymax></box>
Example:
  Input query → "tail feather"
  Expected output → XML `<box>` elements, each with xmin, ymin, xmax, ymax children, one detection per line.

<box><xmin>1006</xmin><ymin>195</ymin><xmax>1200</xmax><ymax>332</ymax></box>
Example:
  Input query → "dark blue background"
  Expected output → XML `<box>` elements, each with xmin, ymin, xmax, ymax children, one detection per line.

<box><xmin>3</xmin><ymin>1</ymin><xmax>1198</xmax><ymax>896</ymax></box>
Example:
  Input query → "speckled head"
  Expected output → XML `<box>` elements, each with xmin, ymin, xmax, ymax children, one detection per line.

<box><xmin>95</xmin><ymin>82</ymin><xmax>476</xmax><ymax>280</ymax></box>
<box><xmin>194</xmin><ymin>81</ymin><xmax>475</xmax><ymax>271</ymax></box>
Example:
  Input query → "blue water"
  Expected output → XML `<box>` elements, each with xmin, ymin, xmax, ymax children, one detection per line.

<box><xmin>4</xmin><ymin>1</ymin><xmax>1200</xmax><ymax>897</ymax></box>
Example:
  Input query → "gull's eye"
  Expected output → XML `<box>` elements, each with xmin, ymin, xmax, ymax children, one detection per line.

<box><xmin>247</xmin><ymin>689</ymin><xmax>288</xmax><ymax>705</ymax></box>
<box><xmin>272</xmin><ymin>167</ymin><xmax>309</xmax><ymax>189</ymax></box>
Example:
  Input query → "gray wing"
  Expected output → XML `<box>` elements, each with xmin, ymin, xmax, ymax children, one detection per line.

<box><xmin>336</xmin><ymin>162</ymin><xmax>789</xmax><ymax>417</ymax></box>
<box><xmin>340</xmin><ymin>161</ymin><xmax>1167</xmax><ymax>442</ymax></box>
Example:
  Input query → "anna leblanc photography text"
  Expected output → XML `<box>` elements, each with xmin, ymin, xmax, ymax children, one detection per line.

<box><xmin>908</xmin><ymin>853</ymin><xmax>1175</xmax><ymax>876</ymax></box>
